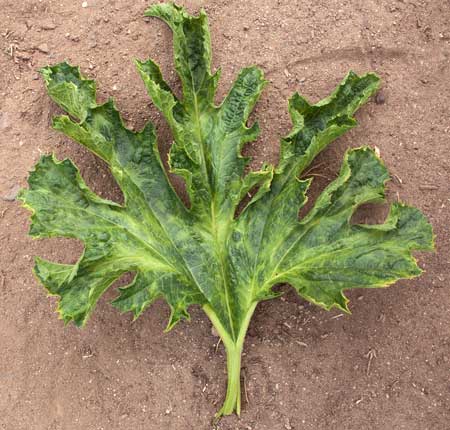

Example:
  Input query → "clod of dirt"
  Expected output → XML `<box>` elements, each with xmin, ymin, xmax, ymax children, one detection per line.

<box><xmin>247</xmin><ymin>325</ymin><xmax>259</xmax><ymax>338</ymax></box>
<box><xmin>40</xmin><ymin>22</ymin><xmax>57</xmax><ymax>31</ymax></box>
<box><xmin>37</xmin><ymin>43</ymin><xmax>49</xmax><ymax>54</ymax></box>
<box><xmin>375</xmin><ymin>92</ymin><xmax>385</xmax><ymax>104</ymax></box>
<box><xmin>15</xmin><ymin>52</ymin><xmax>32</xmax><ymax>61</ymax></box>
<box><xmin>2</xmin><ymin>185</ymin><xmax>21</xmax><ymax>202</ymax></box>
<box><xmin>0</xmin><ymin>113</ymin><xmax>10</xmax><ymax>130</ymax></box>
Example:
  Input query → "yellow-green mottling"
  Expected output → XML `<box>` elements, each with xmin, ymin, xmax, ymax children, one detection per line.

<box><xmin>19</xmin><ymin>3</ymin><xmax>434</xmax><ymax>418</ymax></box>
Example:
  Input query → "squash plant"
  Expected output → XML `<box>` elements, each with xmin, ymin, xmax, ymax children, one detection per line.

<box><xmin>20</xmin><ymin>3</ymin><xmax>433</xmax><ymax>417</ymax></box>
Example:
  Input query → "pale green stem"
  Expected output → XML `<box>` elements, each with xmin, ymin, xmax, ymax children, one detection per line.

<box><xmin>203</xmin><ymin>302</ymin><xmax>257</xmax><ymax>417</ymax></box>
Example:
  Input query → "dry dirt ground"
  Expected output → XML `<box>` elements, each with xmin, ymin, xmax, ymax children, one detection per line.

<box><xmin>1</xmin><ymin>0</ymin><xmax>450</xmax><ymax>429</ymax></box>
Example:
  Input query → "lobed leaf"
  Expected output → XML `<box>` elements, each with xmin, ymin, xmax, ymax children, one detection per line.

<box><xmin>19</xmin><ymin>2</ymin><xmax>434</xmax><ymax>417</ymax></box>
<box><xmin>21</xmin><ymin>3</ymin><xmax>433</xmax><ymax>334</ymax></box>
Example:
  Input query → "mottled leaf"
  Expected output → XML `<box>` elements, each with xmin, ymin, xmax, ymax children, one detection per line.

<box><xmin>20</xmin><ymin>3</ymin><xmax>434</xmax><ymax>417</ymax></box>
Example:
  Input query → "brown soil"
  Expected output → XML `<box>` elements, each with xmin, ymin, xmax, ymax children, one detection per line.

<box><xmin>1</xmin><ymin>1</ymin><xmax>449</xmax><ymax>429</ymax></box>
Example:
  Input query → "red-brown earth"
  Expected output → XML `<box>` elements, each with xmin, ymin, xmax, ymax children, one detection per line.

<box><xmin>1</xmin><ymin>0</ymin><xmax>449</xmax><ymax>429</ymax></box>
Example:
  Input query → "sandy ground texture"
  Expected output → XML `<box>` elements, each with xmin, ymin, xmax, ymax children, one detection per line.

<box><xmin>1</xmin><ymin>0</ymin><xmax>450</xmax><ymax>429</ymax></box>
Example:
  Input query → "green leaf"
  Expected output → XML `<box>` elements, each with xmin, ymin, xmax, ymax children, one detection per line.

<box><xmin>20</xmin><ymin>3</ymin><xmax>434</xmax><ymax>418</ymax></box>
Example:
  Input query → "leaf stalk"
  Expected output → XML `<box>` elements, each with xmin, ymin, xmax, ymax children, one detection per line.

<box><xmin>203</xmin><ymin>301</ymin><xmax>257</xmax><ymax>417</ymax></box>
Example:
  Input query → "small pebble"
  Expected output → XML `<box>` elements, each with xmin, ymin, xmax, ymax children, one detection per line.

<box><xmin>82</xmin><ymin>1</ymin><xmax>88</xmax><ymax>8</ymax></box>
